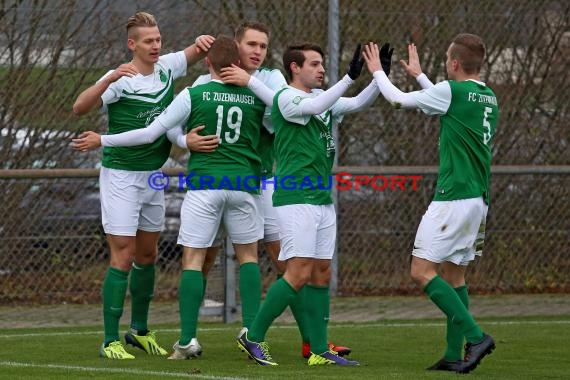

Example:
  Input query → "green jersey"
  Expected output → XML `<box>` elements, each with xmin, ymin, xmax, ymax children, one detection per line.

<box><xmin>272</xmin><ymin>87</ymin><xmax>340</xmax><ymax>206</ymax></box>
<box><xmin>193</xmin><ymin>68</ymin><xmax>287</xmax><ymax>178</ymax></box>
<box><xmin>100</xmin><ymin>52</ymin><xmax>187</xmax><ymax>171</ymax></box>
<box><xmin>414</xmin><ymin>80</ymin><xmax>499</xmax><ymax>203</ymax></box>
<box><xmin>185</xmin><ymin>81</ymin><xmax>266</xmax><ymax>193</ymax></box>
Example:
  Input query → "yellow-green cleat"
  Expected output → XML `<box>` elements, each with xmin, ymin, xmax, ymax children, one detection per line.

<box><xmin>100</xmin><ymin>341</ymin><xmax>135</xmax><ymax>359</ymax></box>
<box><xmin>308</xmin><ymin>350</ymin><xmax>359</xmax><ymax>366</ymax></box>
<box><xmin>125</xmin><ymin>330</ymin><xmax>168</xmax><ymax>355</ymax></box>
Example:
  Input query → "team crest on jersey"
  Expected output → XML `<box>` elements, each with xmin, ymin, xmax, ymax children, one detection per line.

<box><xmin>292</xmin><ymin>96</ymin><xmax>302</xmax><ymax>105</ymax></box>
<box><xmin>159</xmin><ymin>70</ymin><xmax>167</xmax><ymax>83</ymax></box>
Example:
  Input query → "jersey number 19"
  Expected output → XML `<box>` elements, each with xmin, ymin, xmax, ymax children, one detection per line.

<box><xmin>215</xmin><ymin>105</ymin><xmax>242</xmax><ymax>144</ymax></box>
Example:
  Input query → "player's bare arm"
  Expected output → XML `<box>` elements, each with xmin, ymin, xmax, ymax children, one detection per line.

<box><xmin>184</xmin><ymin>34</ymin><xmax>216</xmax><ymax>65</ymax></box>
<box><xmin>186</xmin><ymin>125</ymin><xmax>220</xmax><ymax>153</ymax></box>
<box><xmin>400</xmin><ymin>43</ymin><xmax>423</xmax><ymax>78</ymax></box>
<box><xmin>72</xmin><ymin>62</ymin><xmax>139</xmax><ymax>115</ymax></box>
<box><xmin>71</xmin><ymin>131</ymin><xmax>102</xmax><ymax>151</ymax></box>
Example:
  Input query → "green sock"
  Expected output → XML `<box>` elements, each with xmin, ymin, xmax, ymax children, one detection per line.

<box><xmin>305</xmin><ymin>284</ymin><xmax>329</xmax><ymax>354</ymax></box>
<box><xmin>239</xmin><ymin>262</ymin><xmax>261</xmax><ymax>329</ymax></box>
<box><xmin>289</xmin><ymin>284</ymin><xmax>310</xmax><ymax>343</ymax></box>
<box><xmin>424</xmin><ymin>276</ymin><xmax>483</xmax><ymax>344</ymax></box>
<box><xmin>196</xmin><ymin>277</ymin><xmax>208</xmax><ymax>309</ymax></box>
<box><xmin>178</xmin><ymin>270</ymin><xmax>203</xmax><ymax>345</ymax></box>
<box><xmin>129</xmin><ymin>262</ymin><xmax>155</xmax><ymax>334</ymax></box>
<box><xmin>444</xmin><ymin>285</ymin><xmax>470</xmax><ymax>361</ymax></box>
<box><xmin>102</xmin><ymin>267</ymin><xmax>128</xmax><ymax>345</ymax></box>
<box><xmin>249</xmin><ymin>278</ymin><xmax>297</xmax><ymax>342</ymax></box>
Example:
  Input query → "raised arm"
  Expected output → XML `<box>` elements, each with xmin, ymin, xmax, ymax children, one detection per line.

<box><xmin>293</xmin><ymin>43</ymin><xmax>365</xmax><ymax>116</ymax></box>
<box><xmin>362</xmin><ymin>42</ymin><xmax>418</xmax><ymax>108</ymax></box>
<box><xmin>183</xmin><ymin>34</ymin><xmax>216</xmax><ymax>66</ymax></box>
<box><xmin>400</xmin><ymin>43</ymin><xmax>434</xmax><ymax>90</ymax></box>
<box><xmin>72</xmin><ymin>63</ymin><xmax>139</xmax><ymax>115</ymax></box>
<box><xmin>219</xmin><ymin>64</ymin><xmax>276</xmax><ymax>106</ymax></box>
<box><xmin>333</xmin><ymin>79</ymin><xmax>380</xmax><ymax>115</ymax></box>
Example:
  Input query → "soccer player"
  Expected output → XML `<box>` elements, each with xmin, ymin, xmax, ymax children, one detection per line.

<box><xmin>362</xmin><ymin>34</ymin><xmax>498</xmax><ymax>373</ymax></box>
<box><xmin>73</xmin><ymin>35</ymin><xmax>269</xmax><ymax>361</ymax></box>
<box><xmin>71</xmin><ymin>11</ymin><xmax>213</xmax><ymax>359</ymax></box>
<box><xmin>236</xmin><ymin>42</ymin><xmax>381</xmax><ymax>366</ymax></box>
<box><xmin>191</xmin><ymin>23</ymin><xmax>287</xmax><ymax>350</ymax></box>
<box><xmin>196</xmin><ymin>22</ymin><xmax>352</xmax><ymax>359</ymax></box>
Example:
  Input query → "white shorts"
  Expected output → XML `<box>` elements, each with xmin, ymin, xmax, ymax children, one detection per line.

<box><xmin>276</xmin><ymin>204</ymin><xmax>336</xmax><ymax>261</ymax></box>
<box><xmin>412</xmin><ymin>197</ymin><xmax>488</xmax><ymax>266</ymax></box>
<box><xmin>100</xmin><ymin>167</ymin><xmax>164</xmax><ymax>236</ymax></box>
<box><xmin>177</xmin><ymin>190</ymin><xmax>263</xmax><ymax>248</ymax></box>
<box><xmin>260</xmin><ymin>177</ymin><xmax>279</xmax><ymax>242</ymax></box>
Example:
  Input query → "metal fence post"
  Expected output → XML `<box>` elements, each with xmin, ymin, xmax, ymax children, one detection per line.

<box><xmin>328</xmin><ymin>0</ymin><xmax>340</xmax><ymax>296</ymax></box>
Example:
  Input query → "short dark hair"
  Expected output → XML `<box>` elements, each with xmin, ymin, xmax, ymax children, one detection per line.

<box><xmin>449</xmin><ymin>33</ymin><xmax>486</xmax><ymax>74</ymax></box>
<box><xmin>282</xmin><ymin>43</ymin><xmax>324</xmax><ymax>81</ymax></box>
<box><xmin>234</xmin><ymin>21</ymin><xmax>270</xmax><ymax>41</ymax></box>
<box><xmin>208</xmin><ymin>34</ymin><xmax>239</xmax><ymax>72</ymax></box>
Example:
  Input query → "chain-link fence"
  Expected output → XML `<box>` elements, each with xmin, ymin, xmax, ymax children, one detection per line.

<box><xmin>1</xmin><ymin>0</ymin><xmax>569</xmax><ymax>306</ymax></box>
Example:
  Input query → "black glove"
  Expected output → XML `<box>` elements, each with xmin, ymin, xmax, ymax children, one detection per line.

<box><xmin>380</xmin><ymin>43</ymin><xmax>394</xmax><ymax>76</ymax></box>
<box><xmin>346</xmin><ymin>43</ymin><xmax>365</xmax><ymax>80</ymax></box>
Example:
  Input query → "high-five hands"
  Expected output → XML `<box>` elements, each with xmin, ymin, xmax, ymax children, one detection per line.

<box><xmin>362</xmin><ymin>43</ymin><xmax>382</xmax><ymax>74</ymax></box>
<box><xmin>362</xmin><ymin>42</ymin><xmax>396</xmax><ymax>76</ymax></box>
<box><xmin>399</xmin><ymin>43</ymin><xmax>423</xmax><ymax>78</ymax></box>
<box><xmin>346</xmin><ymin>43</ymin><xmax>365</xmax><ymax>80</ymax></box>
<box><xmin>380</xmin><ymin>43</ymin><xmax>394</xmax><ymax>76</ymax></box>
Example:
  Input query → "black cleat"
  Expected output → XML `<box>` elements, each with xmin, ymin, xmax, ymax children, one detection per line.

<box><xmin>457</xmin><ymin>333</ymin><xmax>496</xmax><ymax>374</ymax></box>
<box><xmin>426</xmin><ymin>358</ymin><xmax>463</xmax><ymax>371</ymax></box>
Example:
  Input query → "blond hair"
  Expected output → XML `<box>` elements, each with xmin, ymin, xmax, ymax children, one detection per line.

<box><xmin>126</xmin><ymin>12</ymin><xmax>158</xmax><ymax>39</ymax></box>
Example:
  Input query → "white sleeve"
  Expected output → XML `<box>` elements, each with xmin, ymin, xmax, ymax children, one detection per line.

<box><xmin>160</xmin><ymin>51</ymin><xmax>188</xmax><ymax>79</ymax></box>
<box><xmin>247</xmin><ymin>76</ymin><xmax>275</xmax><ymax>106</ymax></box>
<box><xmin>166</xmin><ymin>125</ymin><xmax>188</xmax><ymax>149</ymax></box>
<box><xmin>412</xmin><ymin>81</ymin><xmax>452</xmax><ymax>115</ymax></box>
<box><xmin>279</xmin><ymin>74</ymin><xmax>354</xmax><ymax>124</ymax></box>
<box><xmin>99</xmin><ymin>70</ymin><xmax>120</xmax><ymax>111</ymax></box>
<box><xmin>416</xmin><ymin>73</ymin><xmax>435</xmax><ymax>90</ymax></box>
<box><xmin>192</xmin><ymin>74</ymin><xmax>211</xmax><ymax>87</ymax></box>
<box><xmin>372</xmin><ymin>70</ymin><xmax>419</xmax><ymax>108</ymax></box>
<box><xmin>264</xmin><ymin>69</ymin><xmax>288</xmax><ymax>91</ymax></box>
<box><xmin>101</xmin><ymin>90</ymin><xmax>193</xmax><ymax>147</ymax></box>
<box><xmin>259</xmin><ymin>69</ymin><xmax>288</xmax><ymax>133</ymax></box>
<box><xmin>331</xmin><ymin>79</ymin><xmax>380</xmax><ymax>116</ymax></box>
<box><xmin>101</xmin><ymin>120</ymin><xmax>169</xmax><ymax>147</ymax></box>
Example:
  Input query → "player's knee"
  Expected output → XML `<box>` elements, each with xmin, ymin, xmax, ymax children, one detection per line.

<box><xmin>110</xmin><ymin>254</ymin><xmax>134</xmax><ymax>272</ymax></box>
<box><xmin>135</xmin><ymin>250</ymin><xmax>158</xmax><ymax>265</ymax></box>
<box><xmin>410</xmin><ymin>266</ymin><xmax>430</xmax><ymax>287</ymax></box>
<box><xmin>284</xmin><ymin>271</ymin><xmax>311</xmax><ymax>290</ymax></box>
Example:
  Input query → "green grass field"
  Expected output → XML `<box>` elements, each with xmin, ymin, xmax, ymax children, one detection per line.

<box><xmin>1</xmin><ymin>316</ymin><xmax>569</xmax><ymax>379</ymax></box>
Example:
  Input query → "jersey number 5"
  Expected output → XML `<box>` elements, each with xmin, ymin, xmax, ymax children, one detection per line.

<box><xmin>483</xmin><ymin>106</ymin><xmax>492</xmax><ymax>145</ymax></box>
<box><xmin>215</xmin><ymin>105</ymin><xmax>242</xmax><ymax>144</ymax></box>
